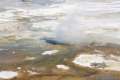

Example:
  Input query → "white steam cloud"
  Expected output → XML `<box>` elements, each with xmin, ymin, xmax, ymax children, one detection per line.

<box><xmin>55</xmin><ymin>0</ymin><xmax>120</xmax><ymax>45</ymax></box>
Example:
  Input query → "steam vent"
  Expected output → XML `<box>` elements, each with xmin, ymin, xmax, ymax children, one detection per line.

<box><xmin>0</xmin><ymin>0</ymin><xmax>120</xmax><ymax>80</ymax></box>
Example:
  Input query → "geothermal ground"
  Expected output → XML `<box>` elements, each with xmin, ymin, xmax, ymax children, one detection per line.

<box><xmin>0</xmin><ymin>38</ymin><xmax>120</xmax><ymax>80</ymax></box>
<box><xmin>0</xmin><ymin>0</ymin><xmax>120</xmax><ymax>80</ymax></box>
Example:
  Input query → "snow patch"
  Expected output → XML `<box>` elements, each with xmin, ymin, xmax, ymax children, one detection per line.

<box><xmin>42</xmin><ymin>50</ymin><xmax>59</xmax><ymax>55</ymax></box>
<box><xmin>73</xmin><ymin>54</ymin><xmax>120</xmax><ymax>71</ymax></box>
<box><xmin>0</xmin><ymin>71</ymin><xmax>18</xmax><ymax>79</ymax></box>
<box><xmin>56</xmin><ymin>64</ymin><xmax>70</xmax><ymax>70</ymax></box>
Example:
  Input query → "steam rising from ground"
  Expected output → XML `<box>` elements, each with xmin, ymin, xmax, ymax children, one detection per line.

<box><xmin>55</xmin><ymin>0</ymin><xmax>120</xmax><ymax>45</ymax></box>
<box><xmin>0</xmin><ymin>0</ymin><xmax>120</xmax><ymax>45</ymax></box>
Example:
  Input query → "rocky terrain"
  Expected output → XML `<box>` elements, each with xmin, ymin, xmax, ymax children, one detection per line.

<box><xmin>0</xmin><ymin>0</ymin><xmax>120</xmax><ymax>80</ymax></box>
